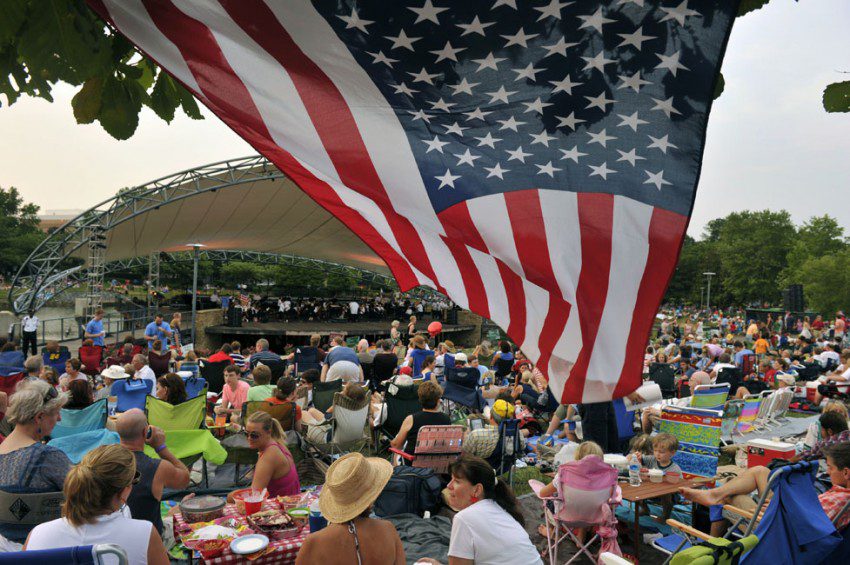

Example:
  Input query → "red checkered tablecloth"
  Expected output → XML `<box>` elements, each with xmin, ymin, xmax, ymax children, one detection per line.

<box><xmin>174</xmin><ymin>500</ymin><xmax>307</xmax><ymax>564</ymax></box>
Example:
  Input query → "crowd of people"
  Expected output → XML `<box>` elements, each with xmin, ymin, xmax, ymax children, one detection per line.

<box><xmin>1</xmin><ymin>303</ymin><xmax>850</xmax><ymax>562</ymax></box>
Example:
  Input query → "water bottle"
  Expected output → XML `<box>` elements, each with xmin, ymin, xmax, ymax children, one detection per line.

<box><xmin>628</xmin><ymin>454</ymin><xmax>642</xmax><ymax>486</ymax></box>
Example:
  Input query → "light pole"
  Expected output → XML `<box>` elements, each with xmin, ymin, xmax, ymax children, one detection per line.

<box><xmin>187</xmin><ymin>243</ymin><xmax>206</xmax><ymax>346</ymax></box>
<box><xmin>703</xmin><ymin>272</ymin><xmax>716</xmax><ymax>313</ymax></box>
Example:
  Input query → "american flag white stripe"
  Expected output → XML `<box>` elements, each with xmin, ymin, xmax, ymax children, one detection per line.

<box><xmin>164</xmin><ymin>0</ymin><xmax>438</xmax><ymax>295</ymax></box>
<box><xmin>467</xmin><ymin>195</ymin><xmax>525</xmax><ymax>280</ymax></box>
<box><xmin>583</xmin><ymin>196</ymin><xmax>653</xmax><ymax>402</ymax></box>
<box><xmin>539</xmin><ymin>190</ymin><xmax>582</xmax><ymax>304</ymax></box>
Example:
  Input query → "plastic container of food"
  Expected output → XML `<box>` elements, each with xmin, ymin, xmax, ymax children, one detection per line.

<box><xmin>196</xmin><ymin>538</ymin><xmax>228</xmax><ymax>559</ymax></box>
<box><xmin>287</xmin><ymin>507</ymin><xmax>309</xmax><ymax>528</ymax></box>
<box><xmin>648</xmin><ymin>469</ymin><xmax>664</xmax><ymax>483</ymax></box>
<box><xmin>180</xmin><ymin>495</ymin><xmax>226</xmax><ymax>523</ymax></box>
<box><xmin>248</xmin><ymin>510</ymin><xmax>301</xmax><ymax>540</ymax></box>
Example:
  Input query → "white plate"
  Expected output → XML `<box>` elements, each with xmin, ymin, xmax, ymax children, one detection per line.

<box><xmin>229</xmin><ymin>534</ymin><xmax>269</xmax><ymax>555</ymax></box>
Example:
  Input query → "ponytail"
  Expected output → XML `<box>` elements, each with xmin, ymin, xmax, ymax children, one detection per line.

<box><xmin>449</xmin><ymin>455</ymin><xmax>524</xmax><ymax>527</ymax></box>
<box><xmin>247</xmin><ymin>410</ymin><xmax>284</xmax><ymax>441</ymax></box>
<box><xmin>63</xmin><ymin>445</ymin><xmax>136</xmax><ymax>527</ymax></box>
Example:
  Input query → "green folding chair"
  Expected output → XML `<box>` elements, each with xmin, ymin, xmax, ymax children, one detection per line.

<box><xmin>145</xmin><ymin>389</ymin><xmax>211</xmax><ymax>486</ymax></box>
<box><xmin>313</xmin><ymin>380</ymin><xmax>343</xmax><ymax>413</ymax></box>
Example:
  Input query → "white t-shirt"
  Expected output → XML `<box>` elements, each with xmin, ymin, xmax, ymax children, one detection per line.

<box><xmin>27</xmin><ymin>510</ymin><xmax>152</xmax><ymax>565</ymax></box>
<box><xmin>134</xmin><ymin>365</ymin><xmax>156</xmax><ymax>387</ymax></box>
<box><xmin>448</xmin><ymin>499</ymin><xmax>543</xmax><ymax>565</ymax></box>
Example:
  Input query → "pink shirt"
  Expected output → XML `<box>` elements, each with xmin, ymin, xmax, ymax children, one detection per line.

<box><xmin>222</xmin><ymin>380</ymin><xmax>250</xmax><ymax>410</ymax></box>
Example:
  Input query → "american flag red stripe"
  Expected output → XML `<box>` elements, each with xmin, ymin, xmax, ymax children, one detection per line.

<box><xmin>87</xmin><ymin>0</ymin><xmax>728</xmax><ymax>404</ymax></box>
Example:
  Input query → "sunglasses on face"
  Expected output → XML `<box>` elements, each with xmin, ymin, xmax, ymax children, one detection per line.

<box><xmin>246</xmin><ymin>431</ymin><xmax>263</xmax><ymax>440</ymax></box>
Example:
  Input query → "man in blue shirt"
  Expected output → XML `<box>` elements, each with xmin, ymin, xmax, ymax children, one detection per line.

<box><xmin>144</xmin><ymin>314</ymin><xmax>172</xmax><ymax>349</ymax></box>
<box><xmin>84</xmin><ymin>308</ymin><xmax>106</xmax><ymax>347</ymax></box>
<box><xmin>733</xmin><ymin>340</ymin><xmax>754</xmax><ymax>368</ymax></box>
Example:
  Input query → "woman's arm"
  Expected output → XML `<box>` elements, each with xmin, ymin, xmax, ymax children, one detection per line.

<box><xmin>390</xmin><ymin>415</ymin><xmax>414</xmax><ymax>450</ymax></box>
<box><xmin>147</xmin><ymin>527</ymin><xmax>170</xmax><ymax>565</ymax></box>
<box><xmin>539</xmin><ymin>481</ymin><xmax>557</xmax><ymax>498</ymax></box>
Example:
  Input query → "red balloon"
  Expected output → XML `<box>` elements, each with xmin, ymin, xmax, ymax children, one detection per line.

<box><xmin>427</xmin><ymin>321</ymin><xmax>443</xmax><ymax>336</ymax></box>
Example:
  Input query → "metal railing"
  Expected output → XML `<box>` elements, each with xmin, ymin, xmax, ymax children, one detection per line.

<box><xmin>11</xmin><ymin>309</ymin><xmax>195</xmax><ymax>347</ymax></box>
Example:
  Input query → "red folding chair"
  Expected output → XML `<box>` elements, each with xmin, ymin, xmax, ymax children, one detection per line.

<box><xmin>0</xmin><ymin>371</ymin><xmax>26</xmax><ymax>397</ymax></box>
<box><xmin>390</xmin><ymin>425</ymin><xmax>464</xmax><ymax>474</ymax></box>
<box><xmin>78</xmin><ymin>345</ymin><xmax>104</xmax><ymax>377</ymax></box>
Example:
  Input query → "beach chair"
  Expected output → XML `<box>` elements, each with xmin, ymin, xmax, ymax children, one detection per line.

<box><xmin>0</xmin><ymin>351</ymin><xmax>25</xmax><ymax>373</ymax></box>
<box><xmin>659</xmin><ymin>406</ymin><xmax>721</xmax><ymax>480</ymax></box>
<box><xmin>389</xmin><ymin>425</ymin><xmax>464</xmax><ymax>474</ymax></box>
<box><xmin>649</xmin><ymin>362</ymin><xmax>677</xmax><ymax>398</ymax></box>
<box><xmin>765</xmin><ymin>388</ymin><xmax>793</xmax><ymax>427</ymax></box>
<box><xmin>376</xmin><ymin>382</ymin><xmax>421</xmax><ymax>449</ymax></box>
<box><xmin>51</xmin><ymin>398</ymin><xmax>108</xmax><ymax>439</ymax></box>
<box><xmin>312</xmin><ymin>379</ymin><xmax>343</xmax><ymax>413</ymax></box>
<box><xmin>529</xmin><ymin>455</ymin><xmax>622</xmax><ymax>564</ymax></box>
<box><xmin>751</xmin><ymin>391</ymin><xmax>776</xmax><ymax>431</ymax></box>
<box><xmin>305</xmin><ymin>391</ymin><xmax>370</xmax><ymax>459</ymax></box>
<box><xmin>0</xmin><ymin>369</ymin><xmax>25</xmax><ymax>397</ymax></box>
<box><xmin>737</xmin><ymin>394</ymin><xmax>764</xmax><ymax>434</ymax></box>
<box><xmin>0</xmin><ymin>489</ymin><xmax>63</xmax><ymax>530</ymax></box>
<box><xmin>145</xmin><ymin>390</ymin><xmax>207</xmax><ymax>431</ymax></box>
<box><xmin>199</xmin><ymin>359</ymin><xmax>228</xmax><ymax>394</ymax></box>
<box><xmin>42</xmin><ymin>350</ymin><xmax>70</xmax><ymax>374</ymax></box>
<box><xmin>717</xmin><ymin>461</ymin><xmax>843</xmax><ymax>564</ymax></box>
<box><xmin>112</xmin><ymin>378</ymin><xmax>153</xmax><ymax>412</ymax></box>
<box><xmin>147</xmin><ymin>349</ymin><xmax>171</xmax><ymax>377</ymax></box>
<box><xmin>78</xmin><ymin>345</ymin><xmax>104</xmax><ymax>377</ymax></box>
<box><xmin>293</xmin><ymin>347</ymin><xmax>321</xmax><ymax>376</ymax></box>
<box><xmin>442</xmin><ymin>365</ymin><xmax>485</xmax><ymax>416</ymax></box>
<box><xmin>691</xmin><ymin>383</ymin><xmax>731</xmax><ymax>410</ymax></box>
<box><xmin>488</xmin><ymin>418</ymin><xmax>523</xmax><ymax>488</ymax></box>
<box><xmin>0</xmin><ymin>544</ymin><xmax>128</xmax><ymax>565</ymax></box>
<box><xmin>48</xmin><ymin>429</ymin><xmax>120</xmax><ymax>464</ymax></box>
<box><xmin>182</xmin><ymin>375</ymin><xmax>207</xmax><ymax>399</ymax></box>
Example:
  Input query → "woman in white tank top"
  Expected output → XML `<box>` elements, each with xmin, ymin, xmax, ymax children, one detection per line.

<box><xmin>25</xmin><ymin>444</ymin><xmax>169</xmax><ymax>565</ymax></box>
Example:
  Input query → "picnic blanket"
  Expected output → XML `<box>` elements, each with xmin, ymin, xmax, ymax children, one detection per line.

<box><xmin>386</xmin><ymin>514</ymin><xmax>452</xmax><ymax>565</ymax></box>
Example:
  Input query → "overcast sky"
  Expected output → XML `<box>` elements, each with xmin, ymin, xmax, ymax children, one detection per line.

<box><xmin>1</xmin><ymin>0</ymin><xmax>848</xmax><ymax>238</ymax></box>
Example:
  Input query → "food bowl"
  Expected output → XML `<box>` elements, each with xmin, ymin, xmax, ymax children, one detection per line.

<box><xmin>180</xmin><ymin>495</ymin><xmax>225</xmax><ymax>523</ymax></box>
<box><xmin>277</xmin><ymin>494</ymin><xmax>303</xmax><ymax>511</ymax></box>
<box><xmin>665</xmin><ymin>471</ymin><xmax>683</xmax><ymax>484</ymax></box>
<box><xmin>196</xmin><ymin>538</ymin><xmax>228</xmax><ymax>559</ymax></box>
<box><xmin>248</xmin><ymin>509</ymin><xmax>301</xmax><ymax>540</ymax></box>
<box><xmin>639</xmin><ymin>467</ymin><xmax>650</xmax><ymax>480</ymax></box>
<box><xmin>287</xmin><ymin>507</ymin><xmax>309</xmax><ymax>528</ymax></box>
<box><xmin>648</xmin><ymin>469</ymin><xmax>664</xmax><ymax>483</ymax></box>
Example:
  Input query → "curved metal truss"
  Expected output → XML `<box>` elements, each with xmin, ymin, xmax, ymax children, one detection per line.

<box><xmin>9</xmin><ymin>156</ymin><xmax>435</xmax><ymax>313</ymax></box>
<box><xmin>11</xmin><ymin>250</ymin><xmax>402</xmax><ymax>314</ymax></box>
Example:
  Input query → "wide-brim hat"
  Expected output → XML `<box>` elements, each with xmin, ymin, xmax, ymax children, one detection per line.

<box><xmin>101</xmin><ymin>365</ymin><xmax>130</xmax><ymax>380</ymax></box>
<box><xmin>319</xmin><ymin>453</ymin><xmax>392</xmax><ymax>523</ymax></box>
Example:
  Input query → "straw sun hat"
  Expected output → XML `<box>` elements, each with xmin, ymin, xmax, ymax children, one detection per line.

<box><xmin>319</xmin><ymin>453</ymin><xmax>392</xmax><ymax>523</ymax></box>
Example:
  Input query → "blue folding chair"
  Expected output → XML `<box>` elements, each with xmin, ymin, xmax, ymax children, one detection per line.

<box><xmin>0</xmin><ymin>350</ymin><xmax>25</xmax><ymax>373</ymax></box>
<box><xmin>48</xmin><ymin>429</ymin><xmax>120</xmax><ymax>464</ymax></box>
<box><xmin>0</xmin><ymin>543</ymin><xmax>128</xmax><ymax>564</ymax></box>
<box><xmin>42</xmin><ymin>350</ymin><xmax>71</xmax><ymax>374</ymax></box>
<box><xmin>442</xmin><ymin>366</ymin><xmax>485</xmax><ymax>415</ymax></box>
<box><xmin>113</xmin><ymin>378</ymin><xmax>153</xmax><ymax>412</ymax></box>
<box><xmin>51</xmin><ymin>399</ymin><xmax>108</xmax><ymax>439</ymax></box>
<box><xmin>487</xmin><ymin>418</ymin><xmax>522</xmax><ymax>488</ymax></box>
<box><xmin>182</xmin><ymin>375</ymin><xmax>207</xmax><ymax>399</ymax></box>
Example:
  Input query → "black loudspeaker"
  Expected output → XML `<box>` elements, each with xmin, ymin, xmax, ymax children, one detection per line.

<box><xmin>783</xmin><ymin>285</ymin><xmax>804</xmax><ymax>313</ymax></box>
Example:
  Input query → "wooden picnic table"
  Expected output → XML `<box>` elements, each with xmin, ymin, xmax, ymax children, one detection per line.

<box><xmin>619</xmin><ymin>476</ymin><xmax>714</xmax><ymax>562</ymax></box>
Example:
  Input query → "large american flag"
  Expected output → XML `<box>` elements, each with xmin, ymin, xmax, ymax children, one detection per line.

<box><xmin>88</xmin><ymin>0</ymin><xmax>737</xmax><ymax>403</ymax></box>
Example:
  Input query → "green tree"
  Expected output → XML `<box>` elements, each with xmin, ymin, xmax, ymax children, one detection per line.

<box><xmin>714</xmin><ymin>210</ymin><xmax>796</xmax><ymax>304</ymax></box>
<box><xmin>0</xmin><ymin>186</ymin><xmax>45</xmax><ymax>275</ymax></box>
<box><xmin>796</xmin><ymin>249</ymin><xmax>850</xmax><ymax>315</ymax></box>
<box><xmin>782</xmin><ymin>215</ymin><xmax>846</xmax><ymax>285</ymax></box>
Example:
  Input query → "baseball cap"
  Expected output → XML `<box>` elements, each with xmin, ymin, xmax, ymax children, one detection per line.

<box><xmin>454</xmin><ymin>352</ymin><xmax>468</xmax><ymax>363</ymax></box>
<box><xmin>492</xmin><ymin>399</ymin><xmax>513</xmax><ymax>421</ymax></box>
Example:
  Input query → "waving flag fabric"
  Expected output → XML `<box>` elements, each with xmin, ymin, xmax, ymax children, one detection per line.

<box><xmin>87</xmin><ymin>0</ymin><xmax>738</xmax><ymax>403</ymax></box>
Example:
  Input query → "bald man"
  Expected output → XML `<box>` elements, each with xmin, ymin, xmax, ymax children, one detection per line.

<box><xmin>117</xmin><ymin>409</ymin><xmax>190</xmax><ymax>534</ymax></box>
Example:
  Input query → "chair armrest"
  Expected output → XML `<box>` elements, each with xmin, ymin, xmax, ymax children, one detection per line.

<box><xmin>722</xmin><ymin>504</ymin><xmax>754</xmax><ymax>521</ymax></box>
<box><xmin>666</xmin><ymin>519</ymin><xmax>712</xmax><ymax>542</ymax></box>
<box><xmin>388</xmin><ymin>447</ymin><xmax>414</xmax><ymax>461</ymax></box>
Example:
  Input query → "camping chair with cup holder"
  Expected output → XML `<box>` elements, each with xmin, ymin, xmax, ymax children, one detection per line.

<box><xmin>293</xmin><ymin>347</ymin><xmax>321</xmax><ymax>376</ymax></box>
<box><xmin>312</xmin><ymin>379</ymin><xmax>344</xmax><ymax>413</ymax></box>
<box><xmin>42</xmin><ymin>350</ymin><xmax>70</xmax><ymax>375</ymax></box>
<box><xmin>389</xmin><ymin>424</ymin><xmax>464</xmax><ymax>474</ymax></box>
<box><xmin>112</xmin><ymin>378</ymin><xmax>153</xmax><ymax>413</ymax></box>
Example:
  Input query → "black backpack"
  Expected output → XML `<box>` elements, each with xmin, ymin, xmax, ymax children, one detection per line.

<box><xmin>373</xmin><ymin>466</ymin><xmax>443</xmax><ymax>518</ymax></box>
